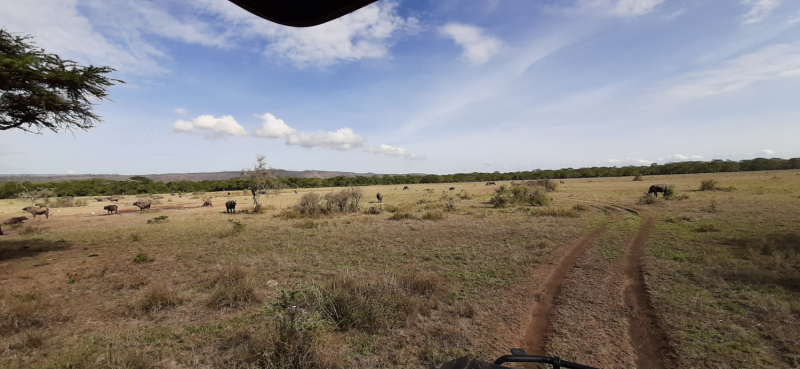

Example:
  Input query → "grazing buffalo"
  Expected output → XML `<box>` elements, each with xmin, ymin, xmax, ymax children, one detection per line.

<box><xmin>23</xmin><ymin>207</ymin><xmax>49</xmax><ymax>219</ymax></box>
<box><xmin>485</xmin><ymin>182</ymin><xmax>496</xmax><ymax>186</ymax></box>
<box><xmin>132</xmin><ymin>201</ymin><xmax>151</xmax><ymax>211</ymax></box>
<box><xmin>403</xmin><ymin>186</ymin><xmax>409</xmax><ymax>190</ymax></box>
<box><xmin>225</xmin><ymin>200</ymin><xmax>237</xmax><ymax>213</ymax></box>
<box><xmin>104</xmin><ymin>205</ymin><xmax>118</xmax><ymax>214</ymax></box>
<box><xmin>202</xmin><ymin>200</ymin><xmax>213</xmax><ymax>207</ymax></box>
<box><xmin>449</xmin><ymin>187</ymin><xmax>455</xmax><ymax>191</ymax></box>
<box><xmin>376</xmin><ymin>193</ymin><xmax>383</xmax><ymax>203</ymax></box>
<box><xmin>648</xmin><ymin>185</ymin><xmax>669</xmax><ymax>197</ymax></box>
<box><xmin>4</xmin><ymin>216</ymin><xmax>28</xmax><ymax>225</ymax></box>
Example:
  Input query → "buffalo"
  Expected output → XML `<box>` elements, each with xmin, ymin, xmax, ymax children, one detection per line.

<box><xmin>449</xmin><ymin>187</ymin><xmax>455</xmax><ymax>190</ymax></box>
<box><xmin>376</xmin><ymin>193</ymin><xmax>383</xmax><ymax>203</ymax></box>
<box><xmin>648</xmin><ymin>185</ymin><xmax>669</xmax><ymax>197</ymax></box>
<box><xmin>225</xmin><ymin>200</ymin><xmax>237</xmax><ymax>213</ymax></box>
<box><xmin>202</xmin><ymin>200</ymin><xmax>213</xmax><ymax>207</ymax></box>
<box><xmin>4</xmin><ymin>216</ymin><xmax>28</xmax><ymax>225</ymax></box>
<box><xmin>403</xmin><ymin>186</ymin><xmax>409</xmax><ymax>190</ymax></box>
<box><xmin>485</xmin><ymin>181</ymin><xmax>496</xmax><ymax>186</ymax></box>
<box><xmin>23</xmin><ymin>207</ymin><xmax>49</xmax><ymax>219</ymax></box>
<box><xmin>104</xmin><ymin>205</ymin><xmax>118</xmax><ymax>214</ymax></box>
<box><xmin>132</xmin><ymin>201</ymin><xmax>151</xmax><ymax>211</ymax></box>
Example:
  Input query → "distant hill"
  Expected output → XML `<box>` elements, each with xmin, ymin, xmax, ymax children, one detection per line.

<box><xmin>0</xmin><ymin>169</ymin><xmax>396</xmax><ymax>183</ymax></box>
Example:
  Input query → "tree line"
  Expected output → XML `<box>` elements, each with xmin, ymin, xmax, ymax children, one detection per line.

<box><xmin>2</xmin><ymin>157</ymin><xmax>798</xmax><ymax>199</ymax></box>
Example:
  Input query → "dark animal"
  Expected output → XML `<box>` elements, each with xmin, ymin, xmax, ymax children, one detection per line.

<box><xmin>4</xmin><ymin>216</ymin><xmax>28</xmax><ymax>225</ymax></box>
<box><xmin>104</xmin><ymin>205</ymin><xmax>118</xmax><ymax>214</ymax></box>
<box><xmin>486</xmin><ymin>181</ymin><xmax>496</xmax><ymax>186</ymax></box>
<box><xmin>23</xmin><ymin>207</ymin><xmax>49</xmax><ymax>219</ymax></box>
<box><xmin>132</xmin><ymin>201</ymin><xmax>151</xmax><ymax>211</ymax></box>
<box><xmin>0</xmin><ymin>225</ymin><xmax>3</xmax><ymax>235</ymax></box>
<box><xmin>449</xmin><ymin>187</ymin><xmax>455</xmax><ymax>190</ymax></box>
<box><xmin>227</xmin><ymin>192</ymin><xmax>231</xmax><ymax>195</ymax></box>
<box><xmin>648</xmin><ymin>185</ymin><xmax>668</xmax><ymax>197</ymax></box>
<box><xmin>202</xmin><ymin>200</ymin><xmax>213</xmax><ymax>207</ymax></box>
<box><xmin>376</xmin><ymin>193</ymin><xmax>383</xmax><ymax>203</ymax></box>
<box><xmin>403</xmin><ymin>186</ymin><xmax>409</xmax><ymax>190</ymax></box>
<box><xmin>225</xmin><ymin>200</ymin><xmax>237</xmax><ymax>213</ymax></box>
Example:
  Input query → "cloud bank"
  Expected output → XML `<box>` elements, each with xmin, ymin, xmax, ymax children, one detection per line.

<box><xmin>439</xmin><ymin>23</ymin><xmax>503</xmax><ymax>65</ymax></box>
<box><xmin>175</xmin><ymin>112</ymin><xmax>421</xmax><ymax>159</ymax></box>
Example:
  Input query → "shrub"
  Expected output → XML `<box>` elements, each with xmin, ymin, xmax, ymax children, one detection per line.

<box><xmin>133</xmin><ymin>249</ymin><xmax>149</xmax><ymax>263</ymax></box>
<box><xmin>572</xmin><ymin>204</ymin><xmax>588</xmax><ymax>212</ymax></box>
<box><xmin>490</xmin><ymin>185</ymin><xmax>551</xmax><ymax>208</ymax></box>
<box><xmin>295</xmin><ymin>193</ymin><xmax>322</xmax><ymax>216</ymax></box>
<box><xmin>638</xmin><ymin>193</ymin><xmax>662</xmax><ymax>205</ymax></box>
<box><xmin>699</xmin><ymin>179</ymin><xmax>718</xmax><ymax>191</ymax></box>
<box><xmin>278</xmin><ymin>209</ymin><xmax>302</xmax><ymax>219</ymax></box>
<box><xmin>322</xmin><ymin>187</ymin><xmax>363</xmax><ymax>214</ymax></box>
<box><xmin>421</xmin><ymin>211</ymin><xmax>444</xmax><ymax>220</ymax></box>
<box><xmin>146</xmin><ymin>215</ymin><xmax>168</xmax><ymax>224</ymax></box>
<box><xmin>137</xmin><ymin>283</ymin><xmax>178</xmax><ymax>312</ymax></box>
<box><xmin>633</xmin><ymin>175</ymin><xmax>643</xmax><ymax>181</ymax></box>
<box><xmin>456</xmin><ymin>190</ymin><xmax>472</xmax><ymax>200</ymax></box>
<box><xmin>228</xmin><ymin>219</ymin><xmax>246</xmax><ymax>233</ymax></box>
<box><xmin>48</xmin><ymin>196</ymin><xmax>88</xmax><ymax>208</ymax></box>
<box><xmin>207</xmin><ymin>266</ymin><xmax>258</xmax><ymax>309</ymax></box>
<box><xmin>260</xmin><ymin>309</ymin><xmax>338</xmax><ymax>369</ymax></box>
<box><xmin>388</xmin><ymin>212</ymin><xmax>417</xmax><ymax>220</ymax></box>
<box><xmin>365</xmin><ymin>206</ymin><xmax>382</xmax><ymax>215</ymax></box>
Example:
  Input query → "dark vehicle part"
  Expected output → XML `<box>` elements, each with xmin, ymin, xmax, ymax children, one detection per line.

<box><xmin>438</xmin><ymin>348</ymin><xmax>598</xmax><ymax>369</ymax></box>
<box><xmin>229</xmin><ymin>0</ymin><xmax>378</xmax><ymax>27</ymax></box>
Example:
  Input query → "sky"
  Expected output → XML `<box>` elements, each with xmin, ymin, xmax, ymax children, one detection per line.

<box><xmin>1</xmin><ymin>0</ymin><xmax>799</xmax><ymax>175</ymax></box>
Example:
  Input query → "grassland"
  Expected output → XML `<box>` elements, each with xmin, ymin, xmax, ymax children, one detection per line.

<box><xmin>1</xmin><ymin>171</ymin><xmax>798</xmax><ymax>368</ymax></box>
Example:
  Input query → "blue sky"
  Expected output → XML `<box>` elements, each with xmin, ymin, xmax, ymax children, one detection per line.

<box><xmin>1</xmin><ymin>0</ymin><xmax>799</xmax><ymax>175</ymax></box>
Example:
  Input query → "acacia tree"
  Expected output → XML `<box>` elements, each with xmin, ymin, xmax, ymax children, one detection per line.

<box><xmin>242</xmin><ymin>154</ymin><xmax>282</xmax><ymax>210</ymax></box>
<box><xmin>16</xmin><ymin>183</ymin><xmax>55</xmax><ymax>206</ymax></box>
<box><xmin>0</xmin><ymin>29</ymin><xmax>123</xmax><ymax>132</ymax></box>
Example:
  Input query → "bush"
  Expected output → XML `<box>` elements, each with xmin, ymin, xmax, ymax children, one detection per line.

<box><xmin>490</xmin><ymin>185</ymin><xmax>551</xmax><ymax>208</ymax></box>
<box><xmin>137</xmin><ymin>283</ymin><xmax>178</xmax><ymax>312</ymax></box>
<box><xmin>260</xmin><ymin>309</ymin><xmax>339</xmax><ymax>369</ymax></box>
<box><xmin>207</xmin><ymin>266</ymin><xmax>258</xmax><ymax>309</ymax></box>
<box><xmin>228</xmin><ymin>219</ymin><xmax>246</xmax><ymax>232</ymax></box>
<box><xmin>421</xmin><ymin>211</ymin><xmax>444</xmax><ymax>220</ymax></box>
<box><xmin>700</xmin><ymin>179</ymin><xmax>718</xmax><ymax>191</ymax></box>
<box><xmin>147</xmin><ymin>215</ymin><xmax>168</xmax><ymax>224</ymax></box>
<box><xmin>48</xmin><ymin>196</ymin><xmax>88</xmax><ymax>208</ymax></box>
<box><xmin>633</xmin><ymin>175</ymin><xmax>643</xmax><ymax>181</ymax></box>
<box><xmin>456</xmin><ymin>190</ymin><xmax>471</xmax><ymax>200</ymax></box>
<box><xmin>295</xmin><ymin>192</ymin><xmax>322</xmax><ymax>216</ymax></box>
<box><xmin>573</xmin><ymin>204</ymin><xmax>588</xmax><ymax>212</ymax></box>
<box><xmin>322</xmin><ymin>187</ymin><xmax>363</xmax><ymax>214</ymax></box>
<box><xmin>388</xmin><ymin>212</ymin><xmax>417</xmax><ymax>220</ymax></box>
<box><xmin>278</xmin><ymin>209</ymin><xmax>303</xmax><ymax>219</ymax></box>
<box><xmin>133</xmin><ymin>249</ymin><xmax>149</xmax><ymax>263</ymax></box>
<box><xmin>638</xmin><ymin>193</ymin><xmax>662</xmax><ymax>205</ymax></box>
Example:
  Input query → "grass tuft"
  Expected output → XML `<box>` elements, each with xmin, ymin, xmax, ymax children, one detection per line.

<box><xmin>207</xmin><ymin>266</ymin><xmax>258</xmax><ymax>309</ymax></box>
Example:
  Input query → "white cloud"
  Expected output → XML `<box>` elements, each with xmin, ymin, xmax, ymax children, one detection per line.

<box><xmin>173</xmin><ymin>115</ymin><xmax>248</xmax><ymax>138</ymax></box>
<box><xmin>664</xmin><ymin>41</ymin><xmax>800</xmax><ymax>98</ymax></box>
<box><xmin>742</xmin><ymin>0</ymin><xmax>781</xmax><ymax>24</ymax></box>
<box><xmin>440</xmin><ymin>23</ymin><xmax>504</xmax><ymax>65</ymax></box>
<box><xmin>762</xmin><ymin>149</ymin><xmax>776</xmax><ymax>155</ymax></box>
<box><xmin>789</xmin><ymin>11</ymin><xmax>800</xmax><ymax>24</ymax></box>
<box><xmin>668</xmin><ymin>154</ymin><xmax>703</xmax><ymax>161</ymax></box>
<box><xmin>610</xmin><ymin>0</ymin><xmax>666</xmax><ymax>17</ymax></box>
<box><xmin>285</xmin><ymin>128</ymin><xmax>365</xmax><ymax>150</ymax></box>
<box><xmin>608</xmin><ymin>159</ymin><xmax>622</xmax><ymax>163</ymax></box>
<box><xmin>568</xmin><ymin>0</ymin><xmax>665</xmax><ymax>17</ymax></box>
<box><xmin>67</xmin><ymin>170</ymin><xmax>75</xmax><ymax>174</ymax></box>
<box><xmin>363</xmin><ymin>144</ymin><xmax>424</xmax><ymax>160</ymax></box>
<box><xmin>174</xmin><ymin>108</ymin><xmax>188</xmax><ymax>115</ymax></box>
<box><xmin>252</xmin><ymin>113</ymin><xmax>297</xmax><ymax>138</ymax></box>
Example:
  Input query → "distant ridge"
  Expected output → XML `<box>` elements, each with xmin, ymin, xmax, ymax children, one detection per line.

<box><xmin>0</xmin><ymin>169</ymin><xmax>403</xmax><ymax>183</ymax></box>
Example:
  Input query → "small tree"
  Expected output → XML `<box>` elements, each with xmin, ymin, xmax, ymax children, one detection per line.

<box><xmin>16</xmin><ymin>183</ymin><xmax>55</xmax><ymax>206</ymax></box>
<box><xmin>0</xmin><ymin>29</ymin><xmax>123</xmax><ymax>133</ymax></box>
<box><xmin>242</xmin><ymin>154</ymin><xmax>282</xmax><ymax>210</ymax></box>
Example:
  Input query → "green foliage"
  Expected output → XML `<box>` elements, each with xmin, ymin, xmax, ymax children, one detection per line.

<box><xmin>0</xmin><ymin>29</ymin><xmax>123</xmax><ymax>132</ymax></box>
<box><xmin>1</xmin><ymin>157</ymin><xmax>799</xmax><ymax>199</ymax></box>
<box><xmin>147</xmin><ymin>215</ymin><xmax>168</xmax><ymax>224</ymax></box>
<box><xmin>133</xmin><ymin>249</ymin><xmax>148</xmax><ymax>263</ymax></box>
<box><xmin>700</xmin><ymin>179</ymin><xmax>718</xmax><ymax>191</ymax></box>
<box><xmin>228</xmin><ymin>219</ymin><xmax>245</xmax><ymax>232</ymax></box>
<box><xmin>490</xmin><ymin>184</ymin><xmax>551</xmax><ymax>208</ymax></box>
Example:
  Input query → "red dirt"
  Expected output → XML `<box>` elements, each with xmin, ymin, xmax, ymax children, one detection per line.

<box><xmin>622</xmin><ymin>214</ymin><xmax>673</xmax><ymax>368</ymax></box>
<box><xmin>521</xmin><ymin>227</ymin><xmax>608</xmax><ymax>355</ymax></box>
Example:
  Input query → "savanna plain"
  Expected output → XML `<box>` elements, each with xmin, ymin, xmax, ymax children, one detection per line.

<box><xmin>1</xmin><ymin>171</ymin><xmax>798</xmax><ymax>369</ymax></box>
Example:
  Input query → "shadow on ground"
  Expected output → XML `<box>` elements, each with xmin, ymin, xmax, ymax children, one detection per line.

<box><xmin>0</xmin><ymin>238</ymin><xmax>72</xmax><ymax>261</ymax></box>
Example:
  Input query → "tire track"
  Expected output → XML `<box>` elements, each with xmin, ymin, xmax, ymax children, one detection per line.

<box><xmin>522</xmin><ymin>226</ymin><xmax>608</xmax><ymax>355</ymax></box>
<box><xmin>622</xmin><ymin>214</ymin><xmax>673</xmax><ymax>368</ymax></box>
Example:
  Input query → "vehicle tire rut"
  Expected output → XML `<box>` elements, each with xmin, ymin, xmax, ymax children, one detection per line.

<box><xmin>622</xmin><ymin>214</ymin><xmax>673</xmax><ymax>369</ymax></box>
<box><xmin>521</xmin><ymin>226</ymin><xmax>608</xmax><ymax>355</ymax></box>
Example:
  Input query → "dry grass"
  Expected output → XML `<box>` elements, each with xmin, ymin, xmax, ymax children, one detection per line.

<box><xmin>0</xmin><ymin>172</ymin><xmax>798</xmax><ymax>368</ymax></box>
